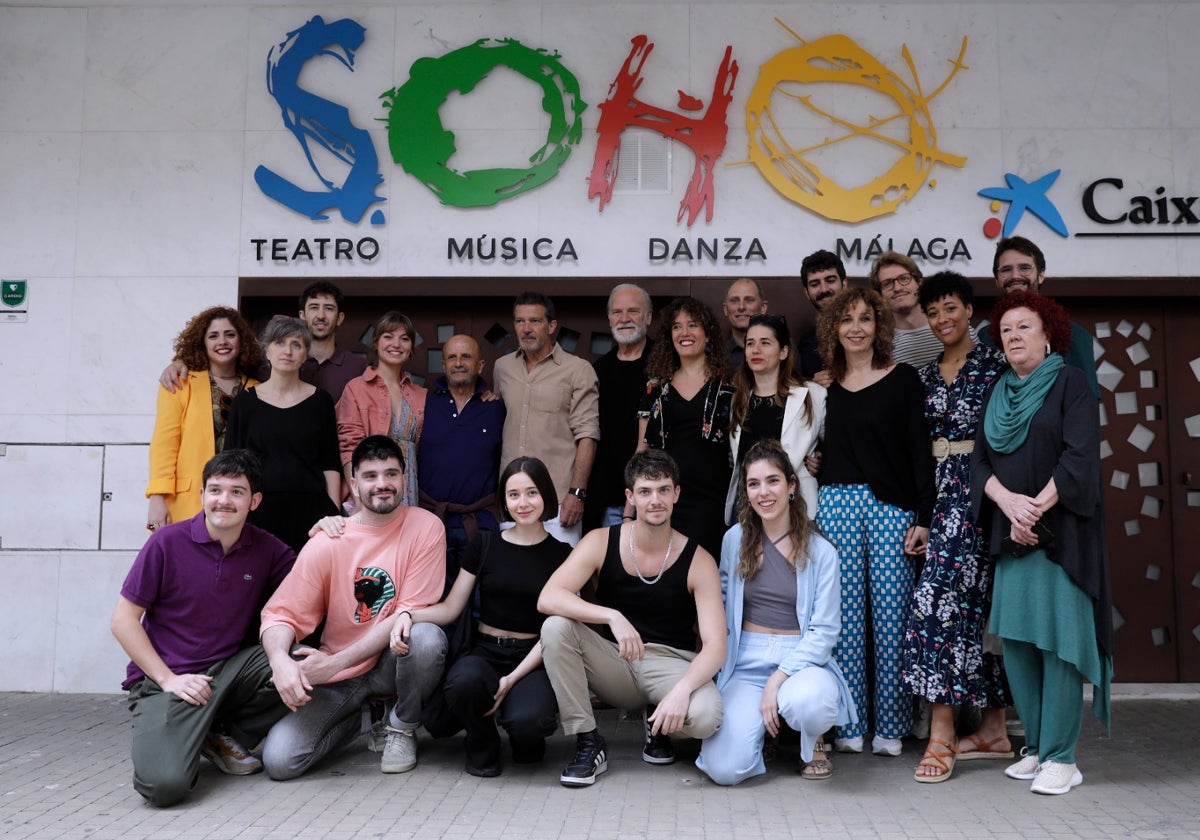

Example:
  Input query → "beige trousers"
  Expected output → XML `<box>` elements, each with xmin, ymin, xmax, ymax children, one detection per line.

<box><xmin>540</xmin><ymin>615</ymin><xmax>722</xmax><ymax>737</ymax></box>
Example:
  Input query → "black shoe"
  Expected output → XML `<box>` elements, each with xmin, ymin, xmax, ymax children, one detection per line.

<box><xmin>560</xmin><ymin>731</ymin><xmax>608</xmax><ymax>787</ymax></box>
<box><xmin>465</xmin><ymin>763</ymin><xmax>501</xmax><ymax>778</ymax></box>
<box><xmin>642</xmin><ymin>705</ymin><xmax>676</xmax><ymax>765</ymax></box>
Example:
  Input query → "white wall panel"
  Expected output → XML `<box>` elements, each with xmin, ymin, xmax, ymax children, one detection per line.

<box><xmin>0</xmin><ymin>553</ymin><xmax>61</xmax><ymax>692</ymax></box>
<box><xmin>0</xmin><ymin>446</ymin><xmax>103</xmax><ymax>550</ymax></box>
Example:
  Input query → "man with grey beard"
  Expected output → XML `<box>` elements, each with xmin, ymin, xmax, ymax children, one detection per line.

<box><xmin>585</xmin><ymin>284</ymin><xmax>654</xmax><ymax>530</ymax></box>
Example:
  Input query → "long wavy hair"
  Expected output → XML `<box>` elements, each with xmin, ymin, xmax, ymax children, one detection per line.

<box><xmin>730</xmin><ymin>314</ymin><xmax>811</xmax><ymax>432</ymax></box>
<box><xmin>816</xmin><ymin>286</ymin><xmax>894</xmax><ymax>381</ymax></box>
<box><xmin>173</xmin><ymin>306</ymin><xmax>262</xmax><ymax>373</ymax></box>
<box><xmin>645</xmin><ymin>296</ymin><xmax>730</xmax><ymax>382</ymax></box>
<box><xmin>736</xmin><ymin>440</ymin><xmax>813</xmax><ymax>580</ymax></box>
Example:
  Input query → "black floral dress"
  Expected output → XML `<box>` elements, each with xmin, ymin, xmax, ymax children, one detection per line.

<box><xmin>901</xmin><ymin>344</ymin><xmax>1010</xmax><ymax>708</ymax></box>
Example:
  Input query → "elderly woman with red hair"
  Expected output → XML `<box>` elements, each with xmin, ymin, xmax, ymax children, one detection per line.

<box><xmin>971</xmin><ymin>291</ymin><xmax>1111</xmax><ymax>796</ymax></box>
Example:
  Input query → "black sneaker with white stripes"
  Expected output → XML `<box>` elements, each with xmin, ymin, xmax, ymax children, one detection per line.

<box><xmin>560</xmin><ymin>730</ymin><xmax>608</xmax><ymax>787</ymax></box>
<box><xmin>642</xmin><ymin>705</ymin><xmax>676</xmax><ymax>765</ymax></box>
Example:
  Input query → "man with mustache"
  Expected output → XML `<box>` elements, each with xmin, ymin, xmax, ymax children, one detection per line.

<box><xmin>586</xmin><ymin>284</ymin><xmax>654</xmax><ymax>530</ymax></box>
<box><xmin>260</xmin><ymin>435</ymin><xmax>447</xmax><ymax>779</ymax></box>
<box><xmin>417</xmin><ymin>333</ymin><xmax>506</xmax><ymax>582</ymax></box>
<box><xmin>981</xmin><ymin>236</ymin><xmax>1100</xmax><ymax>397</ymax></box>
<box><xmin>111</xmin><ymin>449</ymin><xmax>295</xmax><ymax>806</ymax></box>
<box><xmin>795</xmin><ymin>250</ymin><xmax>848</xmax><ymax>386</ymax></box>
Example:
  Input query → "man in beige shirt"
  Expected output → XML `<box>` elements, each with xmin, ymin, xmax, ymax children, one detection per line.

<box><xmin>493</xmin><ymin>291</ymin><xmax>599</xmax><ymax>546</ymax></box>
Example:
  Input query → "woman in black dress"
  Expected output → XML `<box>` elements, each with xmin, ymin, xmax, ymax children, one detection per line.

<box><xmin>225</xmin><ymin>315</ymin><xmax>341</xmax><ymax>553</ymax></box>
<box><xmin>637</xmin><ymin>297</ymin><xmax>733</xmax><ymax>558</ymax></box>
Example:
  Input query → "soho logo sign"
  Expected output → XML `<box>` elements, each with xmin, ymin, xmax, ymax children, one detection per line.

<box><xmin>255</xmin><ymin>16</ymin><xmax>968</xmax><ymax>228</ymax></box>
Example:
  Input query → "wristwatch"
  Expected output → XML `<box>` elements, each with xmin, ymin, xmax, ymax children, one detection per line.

<box><xmin>567</xmin><ymin>487</ymin><xmax>587</xmax><ymax>500</ymax></box>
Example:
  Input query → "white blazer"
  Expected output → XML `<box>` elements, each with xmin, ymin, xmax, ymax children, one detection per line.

<box><xmin>725</xmin><ymin>382</ymin><xmax>827</xmax><ymax>524</ymax></box>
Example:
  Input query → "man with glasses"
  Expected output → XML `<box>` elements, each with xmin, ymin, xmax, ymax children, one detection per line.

<box><xmin>869</xmin><ymin>252</ymin><xmax>949</xmax><ymax>368</ymax></box>
<box><xmin>983</xmin><ymin>236</ymin><xmax>1100</xmax><ymax>397</ymax></box>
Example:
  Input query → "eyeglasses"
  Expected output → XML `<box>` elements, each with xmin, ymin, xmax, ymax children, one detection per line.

<box><xmin>880</xmin><ymin>273</ymin><xmax>916</xmax><ymax>291</ymax></box>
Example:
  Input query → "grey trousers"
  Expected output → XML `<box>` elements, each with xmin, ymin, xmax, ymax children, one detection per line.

<box><xmin>128</xmin><ymin>645</ymin><xmax>287</xmax><ymax>807</ymax></box>
<box><xmin>261</xmin><ymin>622</ymin><xmax>447</xmax><ymax>780</ymax></box>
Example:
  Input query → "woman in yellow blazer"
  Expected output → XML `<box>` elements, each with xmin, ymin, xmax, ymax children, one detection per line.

<box><xmin>146</xmin><ymin>306</ymin><xmax>263</xmax><ymax>530</ymax></box>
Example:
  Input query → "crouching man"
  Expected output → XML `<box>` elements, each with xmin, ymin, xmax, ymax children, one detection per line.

<box><xmin>111</xmin><ymin>450</ymin><xmax>295</xmax><ymax>806</ymax></box>
<box><xmin>537</xmin><ymin>449</ymin><xmax>726</xmax><ymax>786</ymax></box>
<box><xmin>260</xmin><ymin>435</ymin><xmax>447</xmax><ymax>778</ymax></box>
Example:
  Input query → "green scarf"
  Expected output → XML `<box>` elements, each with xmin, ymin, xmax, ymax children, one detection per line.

<box><xmin>984</xmin><ymin>353</ymin><xmax>1065</xmax><ymax>453</ymax></box>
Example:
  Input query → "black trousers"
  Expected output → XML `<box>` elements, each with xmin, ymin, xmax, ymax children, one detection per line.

<box><xmin>442</xmin><ymin>638</ymin><xmax>558</xmax><ymax>770</ymax></box>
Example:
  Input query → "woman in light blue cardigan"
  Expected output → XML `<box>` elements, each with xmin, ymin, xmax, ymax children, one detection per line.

<box><xmin>697</xmin><ymin>440</ymin><xmax>856</xmax><ymax>785</ymax></box>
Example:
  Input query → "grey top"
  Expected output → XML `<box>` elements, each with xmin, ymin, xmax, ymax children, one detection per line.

<box><xmin>742</xmin><ymin>537</ymin><xmax>801</xmax><ymax>631</ymax></box>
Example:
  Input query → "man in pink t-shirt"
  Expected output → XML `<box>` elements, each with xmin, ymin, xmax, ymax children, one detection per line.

<box><xmin>260</xmin><ymin>435</ymin><xmax>447</xmax><ymax>778</ymax></box>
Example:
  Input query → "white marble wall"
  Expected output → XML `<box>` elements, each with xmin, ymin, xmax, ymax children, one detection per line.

<box><xmin>1</xmin><ymin>0</ymin><xmax>1198</xmax><ymax>692</ymax></box>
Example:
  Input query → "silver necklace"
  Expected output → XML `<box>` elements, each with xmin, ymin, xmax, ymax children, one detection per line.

<box><xmin>628</xmin><ymin>522</ymin><xmax>673</xmax><ymax>585</ymax></box>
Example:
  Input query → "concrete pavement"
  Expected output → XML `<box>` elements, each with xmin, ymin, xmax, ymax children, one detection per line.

<box><xmin>1</xmin><ymin>689</ymin><xmax>1197</xmax><ymax>839</ymax></box>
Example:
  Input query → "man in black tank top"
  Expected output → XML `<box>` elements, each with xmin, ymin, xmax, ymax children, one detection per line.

<box><xmin>538</xmin><ymin>450</ymin><xmax>727</xmax><ymax>787</ymax></box>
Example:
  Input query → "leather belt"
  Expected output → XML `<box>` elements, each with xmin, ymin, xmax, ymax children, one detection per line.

<box><xmin>479</xmin><ymin>632</ymin><xmax>537</xmax><ymax>649</ymax></box>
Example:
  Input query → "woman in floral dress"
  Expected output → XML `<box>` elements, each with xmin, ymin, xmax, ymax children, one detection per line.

<box><xmin>901</xmin><ymin>272</ymin><xmax>1012</xmax><ymax>783</ymax></box>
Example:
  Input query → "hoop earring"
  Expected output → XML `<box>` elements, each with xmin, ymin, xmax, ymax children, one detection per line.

<box><xmin>789</xmin><ymin>491</ymin><xmax>796</xmax><ymax>501</ymax></box>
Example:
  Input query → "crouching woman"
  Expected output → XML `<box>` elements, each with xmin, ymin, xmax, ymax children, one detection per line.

<box><xmin>696</xmin><ymin>440</ymin><xmax>856</xmax><ymax>785</ymax></box>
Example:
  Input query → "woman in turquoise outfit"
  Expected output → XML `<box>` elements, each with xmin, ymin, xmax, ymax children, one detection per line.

<box><xmin>971</xmin><ymin>291</ymin><xmax>1112</xmax><ymax>797</ymax></box>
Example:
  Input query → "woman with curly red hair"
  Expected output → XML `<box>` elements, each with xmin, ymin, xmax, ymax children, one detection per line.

<box><xmin>146</xmin><ymin>307</ymin><xmax>263</xmax><ymax>530</ymax></box>
<box><xmin>971</xmin><ymin>291</ymin><xmax>1111</xmax><ymax>796</ymax></box>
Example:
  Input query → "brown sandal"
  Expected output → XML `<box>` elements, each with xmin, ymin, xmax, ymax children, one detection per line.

<box><xmin>802</xmin><ymin>737</ymin><xmax>832</xmax><ymax>781</ymax></box>
<box><xmin>955</xmin><ymin>733</ymin><xmax>1014</xmax><ymax>761</ymax></box>
<box><xmin>913</xmin><ymin>738</ymin><xmax>956</xmax><ymax>784</ymax></box>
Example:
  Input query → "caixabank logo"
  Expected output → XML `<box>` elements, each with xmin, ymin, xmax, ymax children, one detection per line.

<box><xmin>977</xmin><ymin>168</ymin><xmax>1200</xmax><ymax>242</ymax></box>
<box><xmin>252</xmin><ymin>14</ymin><xmax>971</xmax><ymax>265</ymax></box>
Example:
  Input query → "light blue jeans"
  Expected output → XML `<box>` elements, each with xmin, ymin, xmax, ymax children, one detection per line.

<box><xmin>262</xmin><ymin>622</ymin><xmax>447</xmax><ymax>780</ymax></box>
<box><xmin>696</xmin><ymin>632</ymin><xmax>840</xmax><ymax>786</ymax></box>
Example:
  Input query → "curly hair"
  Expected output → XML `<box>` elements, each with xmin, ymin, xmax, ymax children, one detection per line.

<box><xmin>988</xmin><ymin>291</ymin><xmax>1072</xmax><ymax>356</ymax></box>
<box><xmin>173</xmin><ymin>306</ymin><xmax>263</xmax><ymax>373</ymax></box>
<box><xmin>816</xmin><ymin>287</ymin><xmax>894</xmax><ymax>381</ymax></box>
<box><xmin>645</xmin><ymin>296</ymin><xmax>730</xmax><ymax>382</ymax></box>
<box><xmin>736</xmin><ymin>440</ymin><xmax>813</xmax><ymax>580</ymax></box>
<box><xmin>730</xmin><ymin>314</ymin><xmax>810</xmax><ymax>432</ymax></box>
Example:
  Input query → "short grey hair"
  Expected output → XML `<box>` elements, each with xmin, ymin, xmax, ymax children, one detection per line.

<box><xmin>259</xmin><ymin>315</ymin><xmax>312</xmax><ymax>354</ymax></box>
<box><xmin>607</xmin><ymin>283</ymin><xmax>652</xmax><ymax>314</ymax></box>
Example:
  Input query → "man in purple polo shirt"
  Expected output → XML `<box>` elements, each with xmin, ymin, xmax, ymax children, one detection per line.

<box><xmin>111</xmin><ymin>450</ymin><xmax>295</xmax><ymax>807</ymax></box>
<box><xmin>417</xmin><ymin>334</ymin><xmax>506</xmax><ymax>583</ymax></box>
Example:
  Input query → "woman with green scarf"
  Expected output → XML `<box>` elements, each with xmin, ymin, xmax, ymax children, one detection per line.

<box><xmin>970</xmin><ymin>291</ymin><xmax>1111</xmax><ymax>797</ymax></box>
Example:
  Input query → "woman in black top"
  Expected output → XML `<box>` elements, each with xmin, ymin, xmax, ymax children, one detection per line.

<box><xmin>638</xmin><ymin>297</ymin><xmax>734</xmax><ymax>558</ymax></box>
<box><xmin>813</xmin><ymin>287</ymin><xmax>934</xmax><ymax>757</ymax></box>
<box><xmin>394</xmin><ymin>457</ymin><xmax>570</xmax><ymax>776</ymax></box>
<box><xmin>225</xmin><ymin>315</ymin><xmax>340</xmax><ymax>553</ymax></box>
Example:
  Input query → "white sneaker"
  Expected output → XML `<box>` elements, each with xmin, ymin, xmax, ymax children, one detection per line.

<box><xmin>833</xmin><ymin>736</ymin><xmax>863</xmax><ymax>753</ymax></box>
<box><xmin>1005</xmin><ymin>747</ymin><xmax>1041</xmax><ymax>780</ymax></box>
<box><xmin>871</xmin><ymin>736</ymin><xmax>903</xmax><ymax>756</ymax></box>
<box><xmin>1030</xmin><ymin>760</ymin><xmax>1082</xmax><ymax>795</ymax></box>
<box><xmin>380</xmin><ymin>726</ymin><xmax>417</xmax><ymax>773</ymax></box>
